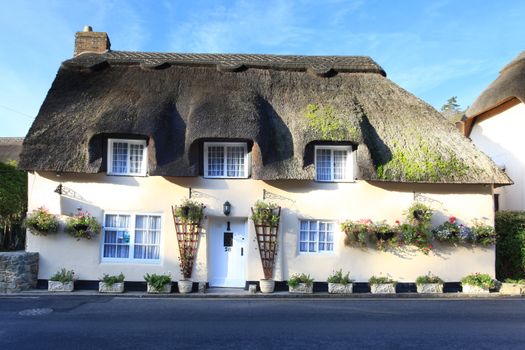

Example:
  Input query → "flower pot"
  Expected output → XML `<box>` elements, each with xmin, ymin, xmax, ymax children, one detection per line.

<box><xmin>178</xmin><ymin>279</ymin><xmax>193</xmax><ymax>294</ymax></box>
<box><xmin>413</xmin><ymin>210</ymin><xmax>424</xmax><ymax>220</ymax></box>
<box><xmin>499</xmin><ymin>283</ymin><xmax>525</xmax><ymax>295</ymax></box>
<box><xmin>375</xmin><ymin>232</ymin><xmax>395</xmax><ymax>241</ymax></box>
<box><xmin>328</xmin><ymin>282</ymin><xmax>353</xmax><ymax>294</ymax></box>
<box><xmin>147</xmin><ymin>283</ymin><xmax>172</xmax><ymax>294</ymax></box>
<box><xmin>462</xmin><ymin>284</ymin><xmax>489</xmax><ymax>294</ymax></box>
<box><xmin>99</xmin><ymin>282</ymin><xmax>124</xmax><ymax>293</ymax></box>
<box><xmin>259</xmin><ymin>279</ymin><xmax>275</xmax><ymax>293</ymax></box>
<box><xmin>48</xmin><ymin>281</ymin><xmax>74</xmax><ymax>292</ymax></box>
<box><xmin>370</xmin><ymin>283</ymin><xmax>396</xmax><ymax>294</ymax></box>
<box><xmin>73</xmin><ymin>224</ymin><xmax>89</xmax><ymax>231</ymax></box>
<box><xmin>416</xmin><ymin>283</ymin><xmax>443</xmax><ymax>294</ymax></box>
<box><xmin>289</xmin><ymin>283</ymin><xmax>313</xmax><ymax>294</ymax></box>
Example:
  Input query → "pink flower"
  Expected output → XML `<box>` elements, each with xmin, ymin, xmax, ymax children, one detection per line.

<box><xmin>449</xmin><ymin>216</ymin><xmax>456</xmax><ymax>224</ymax></box>
<box><xmin>395</xmin><ymin>220</ymin><xmax>400</xmax><ymax>225</ymax></box>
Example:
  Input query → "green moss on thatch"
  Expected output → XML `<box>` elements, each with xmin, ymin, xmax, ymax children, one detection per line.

<box><xmin>305</xmin><ymin>103</ymin><xmax>358</xmax><ymax>141</ymax></box>
<box><xmin>377</xmin><ymin>139</ymin><xmax>469</xmax><ymax>182</ymax></box>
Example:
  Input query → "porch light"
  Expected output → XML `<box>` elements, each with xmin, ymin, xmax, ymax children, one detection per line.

<box><xmin>223</xmin><ymin>201</ymin><xmax>231</xmax><ymax>216</ymax></box>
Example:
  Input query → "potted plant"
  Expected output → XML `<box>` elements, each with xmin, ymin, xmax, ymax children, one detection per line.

<box><xmin>172</xmin><ymin>199</ymin><xmax>204</xmax><ymax>293</ymax></box>
<box><xmin>341</xmin><ymin>219</ymin><xmax>371</xmax><ymax>248</ymax></box>
<box><xmin>432</xmin><ymin>216</ymin><xmax>472</xmax><ymax>245</ymax></box>
<box><xmin>499</xmin><ymin>278</ymin><xmax>525</xmax><ymax>295</ymax></box>
<box><xmin>288</xmin><ymin>273</ymin><xmax>314</xmax><ymax>294</ymax></box>
<box><xmin>99</xmin><ymin>273</ymin><xmax>125</xmax><ymax>293</ymax></box>
<box><xmin>371</xmin><ymin>221</ymin><xmax>399</xmax><ymax>251</ymax></box>
<box><xmin>406</xmin><ymin>202</ymin><xmax>433</xmax><ymax>224</ymax></box>
<box><xmin>48</xmin><ymin>268</ymin><xmax>75</xmax><ymax>292</ymax></box>
<box><xmin>415</xmin><ymin>272</ymin><xmax>444</xmax><ymax>293</ymax></box>
<box><xmin>399</xmin><ymin>202</ymin><xmax>434</xmax><ymax>254</ymax></box>
<box><xmin>369</xmin><ymin>275</ymin><xmax>397</xmax><ymax>294</ymax></box>
<box><xmin>65</xmin><ymin>211</ymin><xmax>101</xmax><ymax>240</ymax></box>
<box><xmin>24</xmin><ymin>207</ymin><xmax>59</xmax><ymax>236</ymax></box>
<box><xmin>470</xmin><ymin>221</ymin><xmax>496</xmax><ymax>246</ymax></box>
<box><xmin>144</xmin><ymin>273</ymin><xmax>172</xmax><ymax>294</ymax></box>
<box><xmin>327</xmin><ymin>269</ymin><xmax>353</xmax><ymax>294</ymax></box>
<box><xmin>461</xmin><ymin>273</ymin><xmax>495</xmax><ymax>294</ymax></box>
<box><xmin>251</xmin><ymin>200</ymin><xmax>281</xmax><ymax>293</ymax></box>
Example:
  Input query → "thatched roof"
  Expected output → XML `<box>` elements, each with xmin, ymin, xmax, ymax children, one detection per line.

<box><xmin>467</xmin><ymin>51</ymin><xmax>525</xmax><ymax>118</ymax></box>
<box><xmin>19</xmin><ymin>50</ymin><xmax>510</xmax><ymax>185</ymax></box>
<box><xmin>0</xmin><ymin>137</ymin><xmax>24</xmax><ymax>163</ymax></box>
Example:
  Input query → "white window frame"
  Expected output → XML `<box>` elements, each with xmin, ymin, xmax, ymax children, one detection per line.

<box><xmin>203</xmin><ymin>142</ymin><xmax>249</xmax><ymax>179</ymax></box>
<box><xmin>298</xmin><ymin>219</ymin><xmax>336</xmax><ymax>254</ymax></box>
<box><xmin>314</xmin><ymin>145</ymin><xmax>354</xmax><ymax>182</ymax></box>
<box><xmin>107</xmin><ymin>138</ymin><xmax>148</xmax><ymax>176</ymax></box>
<box><xmin>101</xmin><ymin>212</ymin><xmax>163</xmax><ymax>264</ymax></box>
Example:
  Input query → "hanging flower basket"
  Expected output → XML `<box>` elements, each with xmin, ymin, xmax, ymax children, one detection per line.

<box><xmin>251</xmin><ymin>200</ymin><xmax>281</xmax><ymax>292</ymax></box>
<box><xmin>65</xmin><ymin>212</ymin><xmax>101</xmax><ymax>240</ymax></box>
<box><xmin>24</xmin><ymin>207</ymin><xmax>59</xmax><ymax>236</ymax></box>
<box><xmin>172</xmin><ymin>199</ymin><xmax>204</xmax><ymax>287</ymax></box>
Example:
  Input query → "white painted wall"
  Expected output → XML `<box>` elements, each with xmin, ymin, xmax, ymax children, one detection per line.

<box><xmin>470</xmin><ymin>102</ymin><xmax>525</xmax><ymax>210</ymax></box>
<box><xmin>26</xmin><ymin>171</ymin><xmax>495</xmax><ymax>283</ymax></box>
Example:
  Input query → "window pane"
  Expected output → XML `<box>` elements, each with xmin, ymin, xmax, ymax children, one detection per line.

<box><xmin>299</xmin><ymin>220</ymin><xmax>334</xmax><ymax>253</ymax></box>
<box><xmin>227</xmin><ymin>146</ymin><xmax>245</xmax><ymax>177</ymax></box>
<box><xmin>134</xmin><ymin>215</ymin><xmax>161</xmax><ymax>260</ymax></box>
<box><xmin>112</xmin><ymin>142</ymin><xmax>128</xmax><ymax>174</ymax></box>
<box><xmin>316</xmin><ymin>149</ymin><xmax>332</xmax><ymax>181</ymax></box>
<box><xmin>300</xmin><ymin>242</ymin><xmax>308</xmax><ymax>252</ymax></box>
<box><xmin>207</xmin><ymin>146</ymin><xmax>224</xmax><ymax>176</ymax></box>
<box><xmin>103</xmin><ymin>215</ymin><xmax>130</xmax><ymax>259</ymax></box>
<box><xmin>129</xmin><ymin>143</ymin><xmax>145</xmax><ymax>174</ymax></box>
<box><xmin>333</xmin><ymin>150</ymin><xmax>348</xmax><ymax>180</ymax></box>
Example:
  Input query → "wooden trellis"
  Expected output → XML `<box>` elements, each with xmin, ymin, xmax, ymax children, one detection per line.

<box><xmin>171</xmin><ymin>206</ymin><xmax>202</xmax><ymax>279</ymax></box>
<box><xmin>251</xmin><ymin>206</ymin><xmax>281</xmax><ymax>280</ymax></box>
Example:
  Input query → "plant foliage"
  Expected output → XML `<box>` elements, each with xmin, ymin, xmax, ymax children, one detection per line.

<box><xmin>415</xmin><ymin>272</ymin><xmax>444</xmax><ymax>285</ymax></box>
<box><xmin>50</xmin><ymin>268</ymin><xmax>74</xmax><ymax>283</ymax></box>
<box><xmin>251</xmin><ymin>200</ymin><xmax>280</xmax><ymax>227</ymax></box>
<box><xmin>66</xmin><ymin>212</ymin><xmax>101</xmax><ymax>240</ymax></box>
<box><xmin>368</xmin><ymin>275</ymin><xmax>396</xmax><ymax>286</ymax></box>
<box><xmin>101</xmin><ymin>273</ymin><xmax>125</xmax><ymax>286</ymax></box>
<box><xmin>460</xmin><ymin>273</ymin><xmax>495</xmax><ymax>289</ymax></box>
<box><xmin>341</xmin><ymin>219</ymin><xmax>372</xmax><ymax>248</ymax></box>
<box><xmin>0</xmin><ymin>160</ymin><xmax>27</xmax><ymax>251</ymax></box>
<box><xmin>287</xmin><ymin>273</ymin><xmax>314</xmax><ymax>288</ymax></box>
<box><xmin>174</xmin><ymin>199</ymin><xmax>204</xmax><ymax>224</ymax></box>
<box><xmin>327</xmin><ymin>269</ymin><xmax>353</xmax><ymax>285</ymax></box>
<box><xmin>495</xmin><ymin>211</ymin><xmax>525</xmax><ymax>280</ymax></box>
<box><xmin>144</xmin><ymin>273</ymin><xmax>171</xmax><ymax>292</ymax></box>
<box><xmin>305</xmin><ymin>103</ymin><xmax>358</xmax><ymax>141</ymax></box>
<box><xmin>24</xmin><ymin>207</ymin><xmax>59</xmax><ymax>236</ymax></box>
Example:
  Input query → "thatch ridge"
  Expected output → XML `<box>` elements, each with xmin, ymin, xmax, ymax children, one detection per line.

<box><xmin>0</xmin><ymin>137</ymin><xmax>24</xmax><ymax>163</ymax></box>
<box><xmin>19</xmin><ymin>52</ymin><xmax>510</xmax><ymax>185</ymax></box>
<box><xmin>467</xmin><ymin>51</ymin><xmax>525</xmax><ymax>118</ymax></box>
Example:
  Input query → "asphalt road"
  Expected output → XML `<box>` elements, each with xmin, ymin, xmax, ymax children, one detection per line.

<box><xmin>1</xmin><ymin>296</ymin><xmax>525</xmax><ymax>349</ymax></box>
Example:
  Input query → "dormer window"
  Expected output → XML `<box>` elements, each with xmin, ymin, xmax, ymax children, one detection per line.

<box><xmin>204</xmin><ymin>142</ymin><xmax>249</xmax><ymax>178</ymax></box>
<box><xmin>107</xmin><ymin>139</ymin><xmax>147</xmax><ymax>176</ymax></box>
<box><xmin>315</xmin><ymin>145</ymin><xmax>354</xmax><ymax>182</ymax></box>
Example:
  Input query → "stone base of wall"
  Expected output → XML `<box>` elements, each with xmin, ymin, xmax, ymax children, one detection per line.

<box><xmin>0</xmin><ymin>252</ymin><xmax>39</xmax><ymax>293</ymax></box>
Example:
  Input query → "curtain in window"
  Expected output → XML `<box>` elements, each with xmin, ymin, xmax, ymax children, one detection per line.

<box><xmin>103</xmin><ymin>214</ymin><xmax>130</xmax><ymax>258</ymax></box>
<box><xmin>227</xmin><ymin>146</ymin><xmax>245</xmax><ymax>177</ymax></box>
<box><xmin>333</xmin><ymin>150</ymin><xmax>348</xmax><ymax>180</ymax></box>
<box><xmin>112</xmin><ymin>142</ymin><xmax>128</xmax><ymax>174</ymax></box>
<box><xmin>207</xmin><ymin>146</ymin><xmax>224</xmax><ymax>176</ymax></box>
<box><xmin>316</xmin><ymin>149</ymin><xmax>332</xmax><ymax>181</ymax></box>
<box><xmin>134</xmin><ymin>215</ymin><xmax>161</xmax><ymax>260</ymax></box>
<box><xmin>129</xmin><ymin>144</ymin><xmax>145</xmax><ymax>174</ymax></box>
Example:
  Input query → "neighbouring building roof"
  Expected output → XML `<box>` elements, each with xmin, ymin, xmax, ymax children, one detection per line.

<box><xmin>19</xmin><ymin>48</ymin><xmax>511</xmax><ymax>185</ymax></box>
<box><xmin>0</xmin><ymin>137</ymin><xmax>24</xmax><ymax>163</ymax></box>
<box><xmin>467</xmin><ymin>51</ymin><xmax>525</xmax><ymax>118</ymax></box>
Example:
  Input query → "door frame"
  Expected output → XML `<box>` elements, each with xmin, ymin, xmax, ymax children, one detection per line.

<box><xmin>206</xmin><ymin>216</ymin><xmax>248</xmax><ymax>287</ymax></box>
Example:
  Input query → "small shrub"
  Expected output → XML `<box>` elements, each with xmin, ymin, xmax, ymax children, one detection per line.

<box><xmin>287</xmin><ymin>273</ymin><xmax>314</xmax><ymax>288</ymax></box>
<box><xmin>50</xmin><ymin>268</ymin><xmax>74</xmax><ymax>283</ymax></box>
<box><xmin>251</xmin><ymin>200</ymin><xmax>280</xmax><ymax>227</ymax></box>
<box><xmin>327</xmin><ymin>269</ymin><xmax>353</xmax><ymax>285</ymax></box>
<box><xmin>460</xmin><ymin>273</ymin><xmax>495</xmax><ymax>289</ymax></box>
<box><xmin>470</xmin><ymin>222</ymin><xmax>496</xmax><ymax>246</ymax></box>
<box><xmin>415</xmin><ymin>273</ymin><xmax>443</xmax><ymax>285</ymax></box>
<box><xmin>101</xmin><ymin>273</ymin><xmax>125</xmax><ymax>286</ymax></box>
<box><xmin>144</xmin><ymin>273</ymin><xmax>171</xmax><ymax>292</ymax></box>
<box><xmin>341</xmin><ymin>219</ymin><xmax>371</xmax><ymax>248</ymax></box>
<box><xmin>495</xmin><ymin>211</ymin><xmax>525</xmax><ymax>280</ymax></box>
<box><xmin>24</xmin><ymin>207</ymin><xmax>59</xmax><ymax>236</ymax></box>
<box><xmin>174</xmin><ymin>199</ymin><xmax>204</xmax><ymax>224</ymax></box>
<box><xmin>368</xmin><ymin>275</ymin><xmax>396</xmax><ymax>286</ymax></box>
<box><xmin>503</xmin><ymin>278</ymin><xmax>525</xmax><ymax>284</ymax></box>
<box><xmin>66</xmin><ymin>212</ymin><xmax>101</xmax><ymax>240</ymax></box>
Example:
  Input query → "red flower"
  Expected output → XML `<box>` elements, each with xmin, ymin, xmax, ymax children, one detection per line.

<box><xmin>395</xmin><ymin>220</ymin><xmax>400</xmax><ymax>225</ymax></box>
<box><xmin>449</xmin><ymin>216</ymin><xmax>456</xmax><ymax>224</ymax></box>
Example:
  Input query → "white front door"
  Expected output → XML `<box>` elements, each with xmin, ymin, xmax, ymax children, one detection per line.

<box><xmin>208</xmin><ymin>218</ymin><xmax>247</xmax><ymax>288</ymax></box>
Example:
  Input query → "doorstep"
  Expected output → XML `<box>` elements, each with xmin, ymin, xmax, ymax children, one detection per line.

<box><xmin>3</xmin><ymin>289</ymin><xmax>524</xmax><ymax>299</ymax></box>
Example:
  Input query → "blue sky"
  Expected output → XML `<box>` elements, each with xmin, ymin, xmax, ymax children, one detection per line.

<box><xmin>1</xmin><ymin>0</ymin><xmax>524</xmax><ymax>136</ymax></box>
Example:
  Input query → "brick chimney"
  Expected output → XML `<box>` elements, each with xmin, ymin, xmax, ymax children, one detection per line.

<box><xmin>74</xmin><ymin>26</ymin><xmax>110</xmax><ymax>56</ymax></box>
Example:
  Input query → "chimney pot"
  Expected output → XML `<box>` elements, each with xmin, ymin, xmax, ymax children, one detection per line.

<box><xmin>74</xmin><ymin>27</ymin><xmax>110</xmax><ymax>56</ymax></box>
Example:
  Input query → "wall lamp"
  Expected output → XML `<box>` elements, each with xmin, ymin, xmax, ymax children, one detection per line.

<box><xmin>223</xmin><ymin>201</ymin><xmax>231</xmax><ymax>216</ymax></box>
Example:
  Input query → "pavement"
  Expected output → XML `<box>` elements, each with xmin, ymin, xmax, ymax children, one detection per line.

<box><xmin>3</xmin><ymin>287</ymin><xmax>523</xmax><ymax>299</ymax></box>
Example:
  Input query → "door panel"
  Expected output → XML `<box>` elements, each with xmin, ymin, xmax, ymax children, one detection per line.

<box><xmin>208</xmin><ymin>218</ymin><xmax>247</xmax><ymax>287</ymax></box>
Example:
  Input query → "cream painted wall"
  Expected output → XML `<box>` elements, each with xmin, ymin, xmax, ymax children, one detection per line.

<box><xmin>470</xmin><ymin>102</ymin><xmax>525</xmax><ymax>210</ymax></box>
<box><xmin>27</xmin><ymin>171</ymin><xmax>495</xmax><ymax>283</ymax></box>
